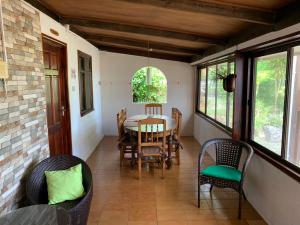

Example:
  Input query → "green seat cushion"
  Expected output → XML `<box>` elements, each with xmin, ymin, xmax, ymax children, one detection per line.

<box><xmin>45</xmin><ymin>163</ymin><xmax>85</xmax><ymax>205</ymax></box>
<box><xmin>201</xmin><ymin>165</ymin><xmax>242</xmax><ymax>182</ymax></box>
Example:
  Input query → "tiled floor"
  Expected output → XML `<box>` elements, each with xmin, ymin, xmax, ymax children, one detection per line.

<box><xmin>86</xmin><ymin>136</ymin><xmax>267</xmax><ymax>225</ymax></box>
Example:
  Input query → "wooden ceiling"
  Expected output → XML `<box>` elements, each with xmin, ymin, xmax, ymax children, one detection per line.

<box><xmin>26</xmin><ymin>0</ymin><xmax>299</xmax><ymax>62</ymax></box>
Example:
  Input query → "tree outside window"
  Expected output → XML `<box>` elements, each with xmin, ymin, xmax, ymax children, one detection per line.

<box><xmin>132</xmin><ymin>67</ymin><xmax>167</xmax><ymax>103</ymax></box>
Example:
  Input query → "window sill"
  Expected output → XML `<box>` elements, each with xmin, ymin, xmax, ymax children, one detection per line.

<box><xmin>80</xmin><ymin>108</ymin><xmax>94</xmax><ymax>117</ymax></box>
<box><xmin>195</xmin><ymin>111</ymin><xmax>232</xmax><ymax>136</ymax></box>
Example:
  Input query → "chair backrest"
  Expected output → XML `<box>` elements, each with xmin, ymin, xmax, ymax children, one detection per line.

<box><xmin>138</xmin><ymin>118</ymin><xmax>166</xmax><ymax>150</ymax></box>
<box><xmin>199</xmin><ymin>138</ymin><xmax>254</xmax><ymax>178</ymax></box>
<box><xmin>117</xmin><ymin>108</ymin><xmax>127</xmax><ymax>139</ymax></box>
<box><xmin>26</xmin><ymin>155</ymin><xmax>92</xmax><ymax>205</ymax></box>
<box><xmin>145</xmin><ymin>103</ymin><xmax>162</xmax><ymax>115</ymax></box>
<box><xmin>171</xmin><ymin>108</ymin><xmax>182</xmax><ymax>140</ymax></box>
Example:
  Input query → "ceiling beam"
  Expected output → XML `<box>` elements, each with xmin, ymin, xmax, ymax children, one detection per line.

<box><xmin>191</xmin><ymin>1</ymin><xmax>300</xmax><ymax>63</ymax></box>
<box><xmin>97</xmin><ymin>45</ymin><xmax>191</xmax><ymax>62</ymax></box>
<box><xmin>61</xmin><ymin>17</ymin><xmax>224</xmax><ymax>45</ymax></box>
<box><xmin>23</xmin><ymin>0</ymin><xmax>60</xmax><ymax>21</ymax></box>
<box><xmin>84</xmin><ymin>34</ymin><xmax>201</xmax><ymax>55</ymax></box>
<box><xmin>115</xmin><ymin>0</ymin><xmax>275</xmax><ymax>25</ymax></box>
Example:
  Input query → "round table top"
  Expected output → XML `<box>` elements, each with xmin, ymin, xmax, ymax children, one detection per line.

<box><xmin>124</xmin><ymin>114</ymin><xmax>175</xmax><ymax>132</ymax></box>
<box><xmin>0</xmin><ymin>205</ymin><xmax>70</xmax><ymax>225</ymax></box>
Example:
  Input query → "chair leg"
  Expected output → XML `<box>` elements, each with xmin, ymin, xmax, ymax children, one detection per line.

<box><xmin>176</xmin><ymin>147</ymin><xmax>180</xmax><ymax>165</ymax></box>
<box><xmin>242</xmin><ymin>189</ymin><xmax>247</xmax><ymax>201</ymax></box>
<box><xmin>210</xmin><ymin>184</ymin><xmax>214</xmax><ymax>192</ymax></box>
<box><xmin>138</xmin><ymin>156</ymin><xmax>142</xmax><ymax>179</ymax></box>
<box><xmin>238</xmin><ymin>190</ymin><xmax>242</xmax><ymax>219</ymax></box>
<box><xmin>130</xmin><ymin>148</ymin><xmax>136</xmax><ymax>168</ymax></box>
<box><xmin>120</xmin><ymin>148</ymin><xmax>124</xmax><ymax>167</ymax></box>
<box><xmin>198</xmin><ymin>176</ymin><xmax>200</xmax><ymax>208</ymax></box>
<box><xmin>161</xmin><ymin>156</ymin><xmax>165</xmax><ymax>179</ymax></box>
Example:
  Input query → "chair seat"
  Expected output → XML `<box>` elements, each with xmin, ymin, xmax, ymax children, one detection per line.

<box><xmin>142</xmin><ymin>147</ymin><xmax>162</xmax><ymax>155</ymax></box>
<box><xmin>200</xmin><ymin>165</ymin><xmax>242</xmax><ymax>182</ymax></box>
<box><xmin>55</xmin><ymin>197</ymin><xmax>83</xmax><ymax>210</ymax></box>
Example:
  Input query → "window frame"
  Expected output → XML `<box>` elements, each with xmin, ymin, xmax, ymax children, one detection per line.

<box><xmin>78</xmin><ymin>50</ymin><xmax>94</xmax><ymax>117</ymax></box>
<box><xmin>196</xmin><ymin>57</ymin><xmax>235</xmax><ymax>133</ymax></box>
<box><xmin>245</xmin><ymin>41</ymin><xmax>300</xmax><ymax>177</ymax></box>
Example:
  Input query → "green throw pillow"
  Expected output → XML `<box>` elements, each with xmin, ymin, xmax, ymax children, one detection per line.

<box><xmin>45</xmin><ymin>163</ymin><xmax>85</xmax><ymax>205</ymax></box>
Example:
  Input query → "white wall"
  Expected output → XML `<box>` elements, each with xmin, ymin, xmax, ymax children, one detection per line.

<box><xmin>39</xmin><ymin>12</ymin><xmax>104</xmax><ymax>160</ymax></box>
<box><xmin>100</xmin><ymin>52</ymin><xmax>194</xmax><ymax>136</ymax></box>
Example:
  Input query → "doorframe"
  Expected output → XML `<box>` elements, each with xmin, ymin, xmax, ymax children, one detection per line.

<box><xmin>42</xmin><ymin>34</ymin><xmax>73</xmax><ymax>155</ymax></box>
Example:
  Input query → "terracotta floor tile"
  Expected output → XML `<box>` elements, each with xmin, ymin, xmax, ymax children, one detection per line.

<box><xmin>99</xmin><ymin>209</ymin><xmax>128</xmax><ymax>222</ymax></box>
<box><xmin>128</xmin><ymin>222</ymin><xmax>158</xmax><ymax>225</ymax></box>
<box><xmin>188</xmin><ymin>220</ymin><xmax>218</xmax><ymax>225</ymax></box>
<box><xmin>157</xmin><ymin>209</ymin><xmax>187</xmax><ymax>221</ymax></box>
<box><xmin>87</xmin><ymin>222</ymin><xmax>99</xmax><ymax>225</ymax></box>
<box><xmin>246</xmin><ymin>220</ymin><xmax>268</xmax><ymax>225</ymax></box>
<box><xmin>86</xmin><ymin>137</ymin><xmax>266</xmax><ymax>225</ymax></box>
<box><xmin>129</xmin><ymin>208</ymin><xmax>157</xmax><ymax>221</ymax></box>
<box><xmin>185</xmin><ymin>209</ymin><xmax>215</xmax><ymax>220</ymax></box>
<box><xmin>98</xmin><ymin>221</ymin><xmax>127</xmax><ymax>225</ymax></box>
<box><xmin>157</xmin><ymin>220</ymin><xmax>188</xmax><ymax>225</ymax></box>
<box><xmin>217</xmin><ymin>219</ymin><xmax>248</xmax><ymax>225</ymax></box>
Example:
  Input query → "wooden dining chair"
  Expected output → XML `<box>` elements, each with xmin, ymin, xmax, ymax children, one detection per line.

<box><xmin>171</xmin><ymin>108</ymin><xmax>183</xmax><ymax>165</ymax></box>
<box><xmin>145</xmin><ymin>103</ymin><xmax>162</xmax><ymax>115</ymax></box>
<box><xmin>117</xmin><ymin>108</ymin><xmax>136</xmax><ymax>166</ymax></box>
<box><xmin>137</xmin><ymin>118</ymin><xmax>166</xmax><ymax>179</ymax></box>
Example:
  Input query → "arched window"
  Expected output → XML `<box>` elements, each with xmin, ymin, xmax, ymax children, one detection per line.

<box><xmin>132</xmin><ymin>66</ymin><xmax>167</xmax><ymax>103</ymax></box>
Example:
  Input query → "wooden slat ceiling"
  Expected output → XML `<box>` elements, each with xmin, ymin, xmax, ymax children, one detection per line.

<box><xmin>26</xmin><ymin>0</ymin><xmax>298</xmax><ymax>62</ymax></box>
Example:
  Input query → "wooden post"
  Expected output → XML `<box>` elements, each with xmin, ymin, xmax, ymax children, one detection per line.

<box><xmin>232</xmin><ymin>52</ymin><xmax>247</xmax><ymax>140</ymax></box>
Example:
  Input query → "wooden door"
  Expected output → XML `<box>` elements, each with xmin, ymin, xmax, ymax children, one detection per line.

<box><xmin>42</xmin><ymin>36</ymin><xmax>72</xmax><ymax>156</ymax></box>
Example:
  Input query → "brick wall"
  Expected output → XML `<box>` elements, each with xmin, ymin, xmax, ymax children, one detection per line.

<box><xmin>0</xmin><ymin>0</ymin><xmax>49</xmax><ymax>214</ymax></box>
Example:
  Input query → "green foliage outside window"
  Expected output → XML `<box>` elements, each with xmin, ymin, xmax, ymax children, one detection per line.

<box><xmin>253</xmin><ymin>52</ymin><xmax>287</xmax><ymax>154</ymax></box>
<box><xmin>132</xmin><ymin>67</ymin><xmax>167</xmax><ymax>103</ymax></box>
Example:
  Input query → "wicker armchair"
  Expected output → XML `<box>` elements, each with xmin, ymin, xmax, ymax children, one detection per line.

<box><xmin>198</xmin><ymin>138</ymin><xmax>253</xmax><ymax>219</ymax></box>
<box><xmin>26</xmin><ymin>155</ymin><xmax>93</xmax><ymax>225</ymax></box>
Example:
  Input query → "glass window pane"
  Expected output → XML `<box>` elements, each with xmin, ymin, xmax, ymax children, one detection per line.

<box><xmin>286</xmin><ymin>46</ymin><xmax>300</xmax><ymax>167</ymax></box>
<box><xmin>253</xmin><ymin>52</ymin><xmax>287</xmax><ymax>155</ymax></box>
<box><xmin>228</xmin><ymin>62</ymin><xmax>235</xmax><ymax>128</ymax></box>
<box><xmin>199</xmin><ymin>68</ymin><xmax>207</xmax><ymax>112</ymax></box>
<box><xmin>207</xmin><ymin>66</ymin><xmax>216</xmax><ymax>118</ymax></box>
<box><xmin>216</xmin><ymin>63</ymin><xmax>227</xmax><ymax>125</ymax></box>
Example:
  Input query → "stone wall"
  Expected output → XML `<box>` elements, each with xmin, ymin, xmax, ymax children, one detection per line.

<box><xmin>0</xmin><ymin>0</ymin><xmax>49</xmax><ymax>214</ymax></box>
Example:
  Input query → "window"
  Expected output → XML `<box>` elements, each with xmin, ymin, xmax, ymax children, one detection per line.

<box><xmin>197</xmin><ymin>59</ymin><xmax>235</xmax><ymax>129</ymax></box>
<box><xmin>78</xmin><ymin>51</ymin><xmax>94</xmax><ymax>116</ymax></box>
<box><xmin>252</xmin><ymin>52</ymin><xmax>287</xmax><ymax>155</ymax></box>
<box><xmin>132</xmin><ymin>66</ymin><xmax>167</xmax><ymax>103</ymax></box>
<box><xmin>250</xmin><ymin>44</ymin><xmax>300</xmax><ymax>169</ymax></box>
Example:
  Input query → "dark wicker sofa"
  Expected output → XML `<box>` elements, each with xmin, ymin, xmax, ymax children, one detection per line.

<box><xmin>26</xmin><ymin>155</ymin><xmax>93</xmax><ymax>225</ymax></box>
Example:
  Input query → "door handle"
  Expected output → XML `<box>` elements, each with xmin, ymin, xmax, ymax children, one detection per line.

<box><xmin>61</xmin><ymin>106</ymin><xmax>66</xmax><ymax>117</ymax></box>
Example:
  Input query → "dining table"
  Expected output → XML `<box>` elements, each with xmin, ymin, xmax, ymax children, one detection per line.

<box><xmin>124</xmin><ymin>114</ymin><xmax>176</xmax><ymax>168</ymax></box>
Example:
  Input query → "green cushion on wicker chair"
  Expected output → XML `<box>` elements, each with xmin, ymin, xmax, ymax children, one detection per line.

<box><xmin>201</xmin><ymin>165</ymin><xmax>242</xmax><ymax>182</ymax></box>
